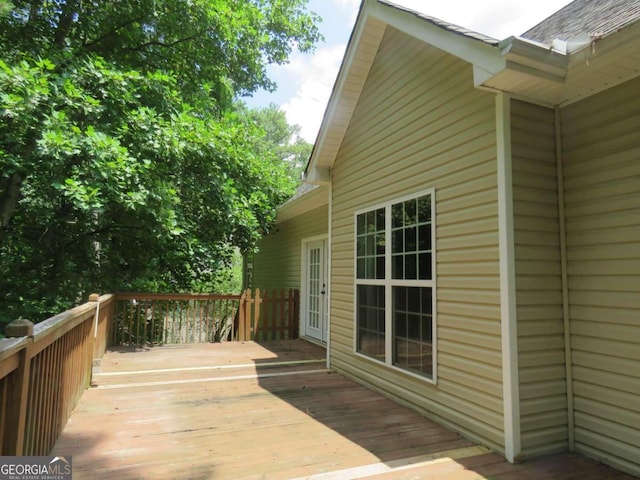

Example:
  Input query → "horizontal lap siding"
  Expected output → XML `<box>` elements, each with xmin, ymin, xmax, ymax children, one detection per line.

<box><xmin>511</xmin><ymin>100</ymin><xmax>568</xmax><ymax>458</ymax></box>
<box><xmin>330</xmin><ymin>28</ymin><xmax>504</xmax><ymax>452</ymax></box>
<box><xmin>561</xmin><ymin>76</ymin><xmax>640</xmax><ymax>476</ymax></box>
<box><xmin>252</xmin><ymin>205</ymin><xmax>328</xmax><ymax>290</ymax></box>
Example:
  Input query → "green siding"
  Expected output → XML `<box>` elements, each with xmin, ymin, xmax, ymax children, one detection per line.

<box><xmin>252</xmin><ymin>205</ymin><xmax>328</xmax><ymax>291</ymax></box>
<box><xmin>330</xmin><ymin>27</ymin><xmax>504</xmax><ymax>452</ymax></box>
<box><xmin>511</xmin><ymin>100</ymin><xmax>567</xmax><ymax>458</ymax></box>
<box><xmin>561</xmin><ymin>76</ymin><xmax>640</xmax><ymax>476</ymax></box>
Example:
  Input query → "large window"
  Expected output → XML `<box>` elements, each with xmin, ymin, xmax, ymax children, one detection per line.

<box><xmin>355</xmin><ymin>191</ymin><xmax>435</xmax><ymax>380</ymax></box>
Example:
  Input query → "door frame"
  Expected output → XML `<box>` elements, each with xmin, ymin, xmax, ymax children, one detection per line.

<box><xmin>300</xmin><ymin>234</ymin><xmax>329</xmax><ymax>343</ymax></box>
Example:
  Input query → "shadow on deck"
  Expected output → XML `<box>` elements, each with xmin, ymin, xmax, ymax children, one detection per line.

<box><xmin>52</xmin><ymin>340</ymin><xmax>634</xmax><ymax>480</ymax></box>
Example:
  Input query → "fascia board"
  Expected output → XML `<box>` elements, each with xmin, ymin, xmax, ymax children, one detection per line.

<box><xmin>371</xmin><ymin>1</ymin><xmax>505</xmax><ymax>76</ymax></box>
<box><xmin>305</xmin><ymin>1</ymin><xmax>384</xmax><ymax>178</ymax></box>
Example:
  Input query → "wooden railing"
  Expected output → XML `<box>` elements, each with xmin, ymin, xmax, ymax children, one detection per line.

<box><xmin>0</xmin><ymin>289</ymin><xmax>299</xmax><ymax>456</ymax></box>
<box><xmin>239</xmin><ymin>288</ymin><xmax>300</xmax><ymax>342</ymax></box>
<box><xmin>0</xmin><ymin>293</ymin><xmax>113</xmax><ymax>456</ymax></box>
<box><xmin>112</xmin><ymin>293</ymin><xmax>242</xmax><ymax>346</ymax></box>
<box><xmin>111</xmin><ymin>289</ymin><xmax>300</xmax><ymax>346</ymax></box>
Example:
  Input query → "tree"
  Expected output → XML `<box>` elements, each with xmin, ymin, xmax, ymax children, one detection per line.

<box><xmin>0</xmin><ymin>0</ymin><xmax>320</xmax><ymax>107</ymax></box>
<box><xmin>237</xmin><ymin>102</ymin><xmax>313</xmax><ymax>182</ymax></box>
<box><xmin>0</xmin><ymin>1</ymin><xmax>320</xmax><ymax>325</ymax></box>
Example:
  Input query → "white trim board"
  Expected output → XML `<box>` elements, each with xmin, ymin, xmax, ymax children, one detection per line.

<box><xmin>496</xmin><ymin>92</ymin><xmax>521</xmax><ymax>462</ymax></box>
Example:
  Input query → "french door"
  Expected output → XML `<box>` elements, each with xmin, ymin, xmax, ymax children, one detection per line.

<box><xmin>305</xmin><ymin>240</ymin><xmax>328</xmax><ymax>342</ymax></box>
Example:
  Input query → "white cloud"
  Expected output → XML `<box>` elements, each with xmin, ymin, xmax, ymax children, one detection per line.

<box><xmin>393</xmin><ymin>0</ymin><xmax>572</xmax><ymax>39</ymax></box>
<box><xmin>334</xmin><ymin>0</ymin><xmax>361</xmax><ymax>24</ymax></box>
<box><xmin>280</xmin><ymin>45</ymin><xmax>347</xmax><ymax>143</ymax></box>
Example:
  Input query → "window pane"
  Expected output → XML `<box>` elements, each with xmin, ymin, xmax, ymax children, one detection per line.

<box><xmin>405</xmin><ymin>254</ymin><xmax>417</xmax><ymax>279</ymax></box>
<box><xmin>392</xmin><ymin>286</ymin><xmax>433</xmax><ymax>378</ymax></box>
<box><xmin>421</xmin><ymin>314</ymin><xmax>433</xmax><ymax>341</ymax></box>
<box><xmin>389</xmin><ymin>194</ymin><xmax>433</xmax><ymax>280</ymax></box>
<box><xmin>356</xmin><ymin>208</ymin><xmax>384</xmax><ymax>280</ymax></box>
<box><xmin>404</xmin><ymin>199</ymin><xmax>416</xmax><ymax>225</ymax></box>
<box><xmin>421</xmin><ymin>287</ymin><xmax>432</xmax><ymax>315</ymax></box>
<box><xmin>366</xmin><ymin>211</ymin><xmax>376</xmax><ymax>232</ymax></box>
<box><xmin>418</xmin><ymin>195</ymin><xmax>431</xmax><ymax>223</ymax></box>
<box><xmin>366</xmin><ymin>256</ymin><xmax>375</xmax><ymax>279</ymax></box>
<box><xmin>418</xmin><ymin>224</ymin><xmax>431</xmax><ymax>251</ymax></box>
<box><xmin>376</xmin><ymin>208</ymin><xmax>385</xmax><ymax>231</ymax></box>
<box><xmin>405</xmin><ymin>226</ymin><xmax>417</xmax><ymax>252</ymax></box>
<box><xmin>357</xmin><ymin>285</ymin><xmax>385</xmax><ymax>362</ymax></box>
<box><xmin>392</xmin><ymin>203</ymin><xmax>403</xmax><ymax>228</ymax></box>
<box><xmin>408</xmin><ymin>314</ymin><xmax>420</xmax><ymax>339</ymax></box>
<box><xmin>357</xmin><ymin>258</ymin><xmax>365</xmax><ymax>278</ymax></box>
<box><xmin>376</xmin><ymin>256</ymin><xmax>385</xmax><ymax>280</ymax></box>
<box><xmin>366</xmin><ymin>234</ymin><xmax>375</xmax><ymax>256</ymax></box>
<box><xmin>392</xmin><ymin>254</ymin><xmax>403</xmax><ymax>279</ymax></box>
<box><xmin>394</xmin><ymin>312</ymin><xmax>407</xmax><ymax>338</ymax></box>
<box><xmin>393</xmin><ymin>286</ymin><xmax>406</xmax><ymax>310</ymax></box>
<box><xmin>378</xmin><ymin>309</ymin><xmax>386</xmax><ymax>333</ymax></box>
<box><xmin>392</xmin><ymin>229</ymin><xmax>403</xmax><ymax>254</ymax></box>
<box><xmin>357</xmin><ymin>236</ymin><xmax>366</xmax><ymax>256</ymax></box>
<box><xmin>376</xmin><ymin>233</ymin><xmax>385</xmax><ymax>255</ymax></box>
<box><xmin>418</xmin><ymin>253</ymin><xmax>432</xmax><ymax>280</ymax></box>
<box><xmin>408</xmin><ymin>289</ymin><xmax>420</xmax><ymax>312</ymax></box>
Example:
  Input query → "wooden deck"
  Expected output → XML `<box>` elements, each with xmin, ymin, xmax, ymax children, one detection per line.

<box><xmin>52</xmin><ymin>340</ymin><xmax>634</xmax><ymax>480</ymax></box>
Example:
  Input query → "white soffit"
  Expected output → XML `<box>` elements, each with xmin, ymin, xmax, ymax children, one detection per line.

<box><xmin>277</xmin><ymin>185</ymin><xmax>328</xmax><ymax>223</ymax></box>
<box><xmin>481</xmin><ymin>20</ymin><xmax>640</xmax><ymax>107</ymax></box>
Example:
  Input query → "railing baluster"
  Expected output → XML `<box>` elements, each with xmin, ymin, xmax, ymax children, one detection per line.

<box><xmin>288</xmin><ymin>289</ymin><xmax>294</xmax><ymax>339</ymax></box>
<box><xmin>164</xmin><ymin>300</ymin><xmax>169</xmax><ymax>345</ymax></box>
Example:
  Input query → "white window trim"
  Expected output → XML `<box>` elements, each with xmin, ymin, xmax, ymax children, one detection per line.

<box><xmin>352</xmin><ymin>188</ymin><xmax>437</xmax><ymax>385</ymax></box>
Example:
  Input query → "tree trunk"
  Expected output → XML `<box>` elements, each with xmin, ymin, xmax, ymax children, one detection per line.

<box><xmin>54</xmin><ymin>0</ymin><xmax>80</xmax><ymax>47</ymax></box>
<box><xmin>0</xmin><ymin>171</ymin><xmax>25</xmax><ymax>234</ymax></box>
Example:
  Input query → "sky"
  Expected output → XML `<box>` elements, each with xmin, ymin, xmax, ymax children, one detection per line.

<box><xmin>242</xmin><ymin>0</ymin><xmax>574</xmax><ymax>143</ymax></box>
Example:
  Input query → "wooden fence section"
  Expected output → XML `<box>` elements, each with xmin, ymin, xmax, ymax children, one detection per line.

<box><xmin>239</xmin><ymin>289</ymin><xmax>299</xmax><ymax>342</ymax></box>
<box><xmin>0</xmin><ymin>294</ymin><xmax>112</xmax><ymax>456</ymax></box>
<box><xmin>112</xmin><ymin>290</ymin><xmax>300</xmax><ymax>346</ymax></box>
<box><xmin>112</xmin><ymin>293</ymin><xmax>242</xmax><ymax>346</ymax></box>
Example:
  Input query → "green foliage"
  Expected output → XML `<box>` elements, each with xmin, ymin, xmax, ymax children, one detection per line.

<box><xmin>236</xmin><ymin>102</ymin><xmax>313</xmax><ymax>182</ymax></box>
<box><xmin>0</xmin><ymin>0</ymin><xmax>318</xmax><ymax>324</ymax></box>
<box><xmin>0</xmin><ymin>0</ymin><xmax>320</xmax><ymax>108</ymax></box>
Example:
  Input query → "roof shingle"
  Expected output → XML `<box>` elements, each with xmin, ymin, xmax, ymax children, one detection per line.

<box><xmin>522</xmin><ymin>0</ymin><xmax>640</xmax><ymax>45</ymax></box>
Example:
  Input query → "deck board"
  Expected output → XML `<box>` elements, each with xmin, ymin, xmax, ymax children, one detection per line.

<box><xmin>52</xmin><ymin>340</ymin><xmax>635</xmax><ymax>479</ymax></box>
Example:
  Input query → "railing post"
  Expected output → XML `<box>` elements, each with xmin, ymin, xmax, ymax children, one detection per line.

<box><xmin>253</xmin><ymin>288</ymin><xmax>262</xmax><ymax>341</ymax></box>
<box><xmin>287</xmin><ymin>289</ymin><xmax>293</xmax><ymax>339</ymax></box>
<box><xmin>89</xmin><ymin>293</ymin><xmax>101</xmax><ymax>374</ymax></box>
<box><xmin>282</xmin><ymin>289</ymin><xmax>287</xmax><ymax>339</ymax></box>
<box><xmin>236</xmin><ymin>291</ymin><xmax>244</xmax><ymax>341</ymax></box>
<box><xmin>4</xmin><ymin>319</ymin><xmax>34</xmax><ymax>455</ymax></box>
<box><xmin>240</xmin><ymin>289</ymin><xmax>252</xmax><ymax>341</ymax></box>
<box><xmin>293</xmin><ymin>289</ymin><xmax>300</xmax><ymax>339</ymax></box>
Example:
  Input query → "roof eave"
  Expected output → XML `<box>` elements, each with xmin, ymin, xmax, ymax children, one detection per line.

<box><xmin>480</xmin><ymin>19</ymin><xmax>640</xmax><ymax>107</ymax></box>
<box><xmin>276</xmin><ymin>184</ymin><xmax>328</xmax><ymax>223</ymax></box>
